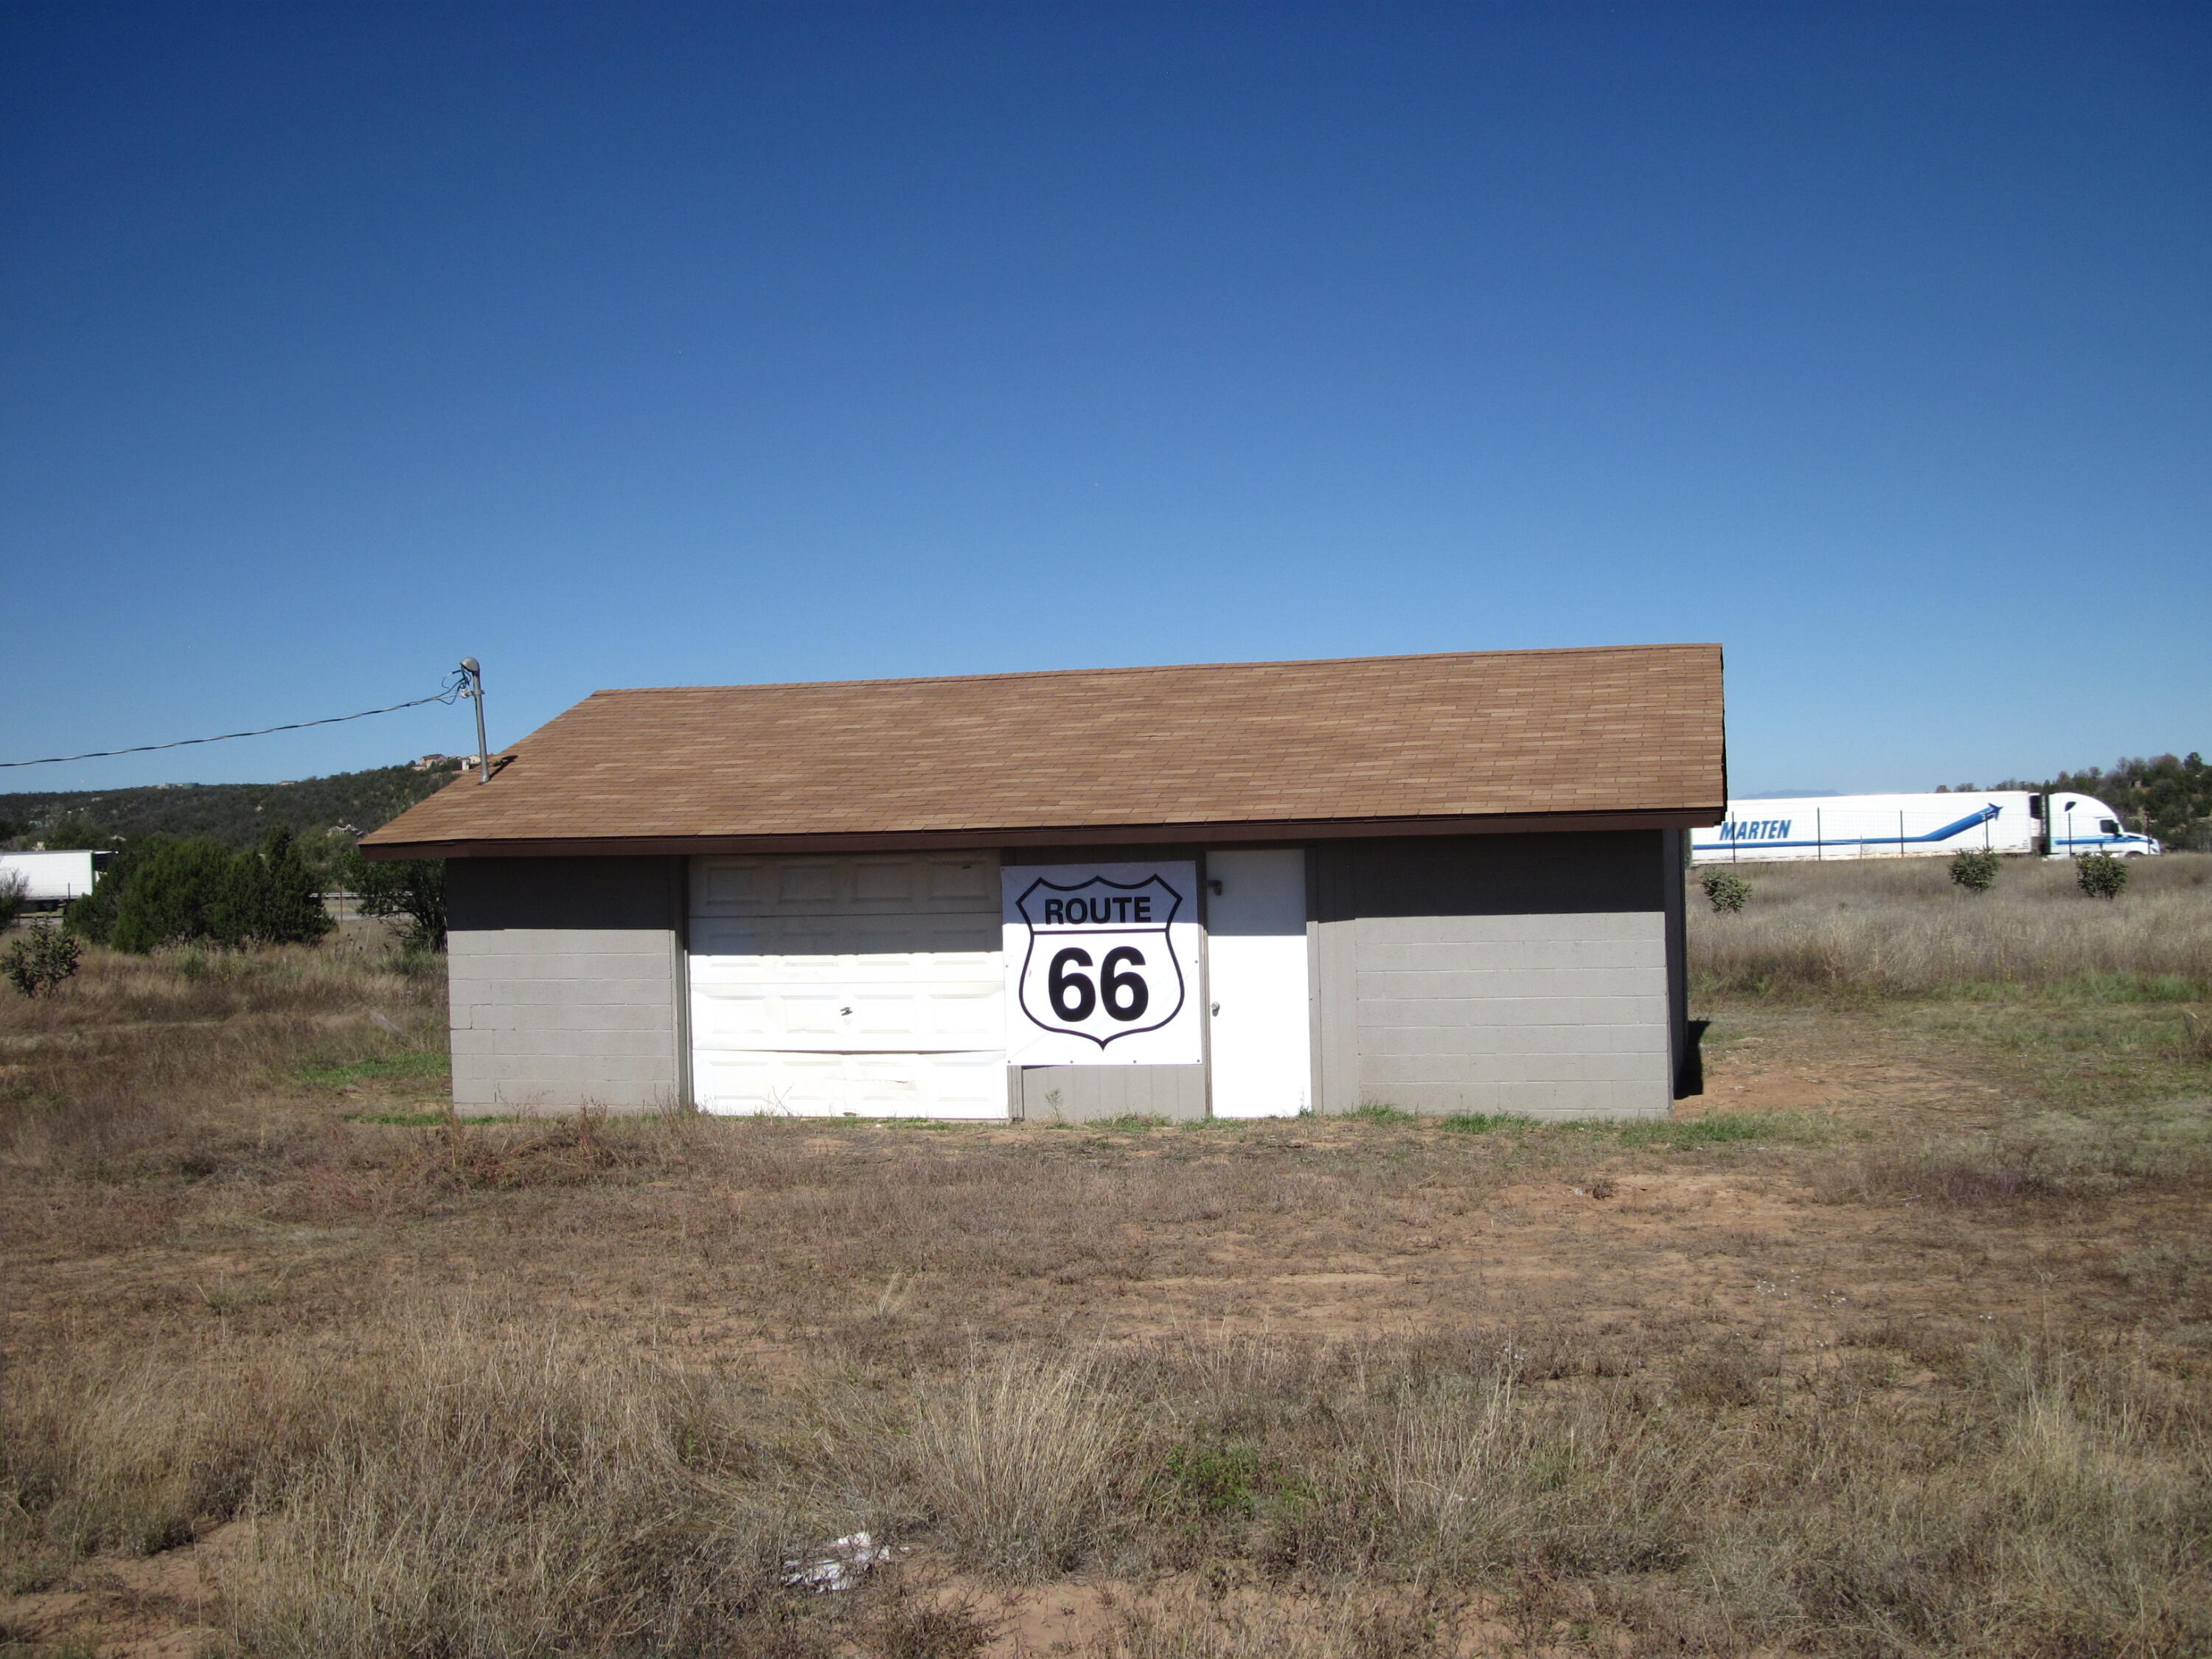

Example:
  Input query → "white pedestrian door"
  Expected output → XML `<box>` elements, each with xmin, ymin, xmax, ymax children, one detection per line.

<box><xmin>689</xmin><ymin>854</ymin><xmax>1006</xmax><ymax>1118</ymax></box>
<box><xmin>1204</xmin><ymin>849</ymin><xmax>1311</xmax><ymax>1118</ymax></box>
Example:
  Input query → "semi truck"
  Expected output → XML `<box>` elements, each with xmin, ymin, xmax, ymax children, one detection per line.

<box><xmin>1689</xmin><ymin>790</ymin><xmax>2160</xmax><ymax>865</ymax></box>
<box><xmin>0</xmin><ymin>849</ymin><xmax>116</xmax><ymax>911</ymax></box>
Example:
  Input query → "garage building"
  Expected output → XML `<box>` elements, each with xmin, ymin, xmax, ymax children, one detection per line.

<box><xmin>361</xmin><ymin>643</ymin><xmax>1725</xmax><ymax>1121</ymax></box>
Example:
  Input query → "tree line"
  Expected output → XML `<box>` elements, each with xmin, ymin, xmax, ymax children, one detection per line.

<box><xmin>0</xmin><ymin>761</ymin><xmax>461</xmax><ymax>860</ymax></box>
<box><xmin>1938</xmin><ymin>752</ymin><xmax>2211</xmax><ymax>852</ymax></box>
<box><xmin>1</xmin><ymin>760</ymin><xmax>456</xmax><ymax>955</ymax></box>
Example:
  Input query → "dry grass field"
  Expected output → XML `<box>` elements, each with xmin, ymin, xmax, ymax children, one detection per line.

<box><xmin>3</xmin><ymin>855</ymin><xmax>2210</xmax><ymax>1658</ymax></box>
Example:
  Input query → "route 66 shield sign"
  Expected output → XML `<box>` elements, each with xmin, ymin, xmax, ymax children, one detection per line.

<box><xmin>1002</xmin><ymin>862</ymin><xmax>1203</xmax><ymax>1065</ymax></box>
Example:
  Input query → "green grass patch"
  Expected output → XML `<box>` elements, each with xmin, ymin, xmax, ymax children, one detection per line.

<box><xmin>1412</xmin><ymin>1108</ymin><xmax>1816</xmax><ymax>1147</ymax></box>
<box><xmin>298</xmin><ymin>1051</ymin><xmax>450</xmax><ymax>1088</ymax></box>
<box><xmin>1439</xmin><ymin>1111</ymin><xmax>1534</xmax><ymax>1135</ymax></box>
<box><xmin>1610</xmin><ymin>1111</ymin><xmax>1806</xmax><ymax>1150</ymax></box>
<box><xmin>1348</xmin><ymin>1102</ymin><xmax>1416</xmax><ymax>1124</ymax></box>
<box><xmin>1153</xmin><ymin>1441</ymin><xmax>1263</xmax><ymax>1520</ymax></box>
<box><xmin>1903</xmin><ymin>1000</ymin><xmax>2212</xmax><ymax>1110</ymax></box>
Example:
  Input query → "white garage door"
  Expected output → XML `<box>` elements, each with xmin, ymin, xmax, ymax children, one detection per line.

<box><xmin>689</xmin><ymin>853</ymin><xmax>1006</xmax><ymax>1118</ymax></box>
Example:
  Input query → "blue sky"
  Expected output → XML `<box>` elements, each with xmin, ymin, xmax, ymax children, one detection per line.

<box><xmin>3</xmin><ymin>2</ymin><xmax>2205</xmax><ymax>798</ymax></box>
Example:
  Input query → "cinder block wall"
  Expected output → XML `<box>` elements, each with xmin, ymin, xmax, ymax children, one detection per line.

<box><xmin>1018</xmin><ymin>1065</ymin><xmax>1206</xmax><ymax>1122</ymax></box>
<box><xmin>445</xmin><ymin>858</ymin><xmax>687</xmax><ymax>1112</ymax></box>
<box><xmin>1315</xmin><ymin>832</ymin><xmax>1680</xmax><ymax>1119</ymax></box>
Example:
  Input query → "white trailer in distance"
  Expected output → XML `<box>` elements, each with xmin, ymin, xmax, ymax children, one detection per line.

<box><xmin>0</xmin><ymin>850</ymin><xmax>116</xmax><ymax>911</ymax></box>
<box><xmin>1689</xmin><ymin>790</ymin><xmax>2160</xmax><ymax>865</ymax></box>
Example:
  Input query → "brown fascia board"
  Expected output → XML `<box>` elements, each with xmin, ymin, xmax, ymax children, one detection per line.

<box><xmin>359</xmin><ymin>804</ymin><xmax>1727</xmax><ymax>860</ymax></box>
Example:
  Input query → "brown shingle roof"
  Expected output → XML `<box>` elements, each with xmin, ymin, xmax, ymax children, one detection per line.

<box><xmin>362</xmin><ymin>644</ymin><xmax>1725</xmax><ymax>857</ymax></box>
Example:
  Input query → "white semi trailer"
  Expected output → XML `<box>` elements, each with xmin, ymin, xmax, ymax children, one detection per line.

<box><xmin>1689</xmin><ymin>790</ymin><xmax>2160</xmax><ymax>865</ymax></box>
<box><xmin>0</xmin><ymin>849</ymin><xmax>116</xmax><ymax>910</ymax></box>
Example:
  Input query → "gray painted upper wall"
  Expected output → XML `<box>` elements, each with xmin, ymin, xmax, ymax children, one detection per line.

<box><xmin>1315</xmin><ymin>830</ymin><xmax>1667</xmax><ymax>919</ymax></box>
<box><xmin>448</xmin><ymin>857</ymin><xmax>688</xmax><ymax>934</ymax></box>
<box><xmin>1001</xmin><ymin>844</ymin><xmax>1211</xmax><ymax>866</ymax></box>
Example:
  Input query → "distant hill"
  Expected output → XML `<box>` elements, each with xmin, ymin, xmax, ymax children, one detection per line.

<box><xmin>0</xmin><ymin>761</ymin><xmax>463</xmax><ymax>852</ymax></box>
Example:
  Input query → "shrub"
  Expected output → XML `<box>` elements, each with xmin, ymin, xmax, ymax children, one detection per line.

<box><xmin>234</xmin><ymin>826</ymin><xmax>335</xmax><ymax>947</ymax></box>
<box><xmin>62</xmin><ymin>849</ymin><xmax>133</xmax><ymax>945</ymax></box>
<box><xmin>107</xmin><ymin>839</ymin><xmax>243</xmax><ymax>952</ymax></box>
<box><xmin>1949</xmin><ymin>849</ymin><xmax>2002</xmax><ymax>894</ymax></box>
<box><xmin>2076</xmin><ymin>852</ymin><xmax>2129</xmax><ymax>901</ymax></box>
<box><xmin>336</xmin><ymin>846</ymin><xmax>448</xmax><ymax>952</ymax></box>
<box><xmin>0</xmin><ymin>870</ymin><xmax>25</xmax><ymax>931</ymax></box>
<box><xmin>100</xmin><ymin>830</ymin><xmax>335</xmax><ymax>953</ymax></box>
<box><xmin>1699</xmin><ymin>868</ymin><xmax>1750</xmax><ymax>914</ymax></box>
<box><xmin>3</xmin><ymin>928</ymin><xmax>82</xmax><ymax>998</ymax></box>
<box><xmin>902</xmin><ymin>1353</ymin><xmax>1127</xmax><ymax>1578</ymax></box>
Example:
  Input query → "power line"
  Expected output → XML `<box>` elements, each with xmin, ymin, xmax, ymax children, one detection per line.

<box><xmin>0</xmin><ymin>676</ymin><xmax>472</xmax><ymax>770</ymax></box>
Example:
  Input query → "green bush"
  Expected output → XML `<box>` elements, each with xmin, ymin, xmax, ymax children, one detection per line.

<box><xmin>1949</xmin><ymin>849</ymin><xmax>2002</xmax><ymax>894</ymax></box>
<box><xmin>108</xmin><ymin>839</ymin><xmax>235</xmax><ymax>950</ymax></box>
<box><xmin>236</xmin><ymin>826</ymin><xmax>335</xmax><ymax>946</ymax></box>
<box><xmin>62</xmin><ymin>845</ymin><xmax>132</xmax><ymax>944</ymax></box>
<box><xmin>335</xmin><ymin>846</ymin><xmax>448</xmax><ymax>952</ymax></box>
<box><xmin>2076</xmin><ymin>852</ymin><xmax>2129</xmax><ymax>901</ymax></box>
<box><xmin>3</xmin><ymin>928</ymin><xmax>81</xmax><ymax>998</ymax></box>
<box><xmin>93</xmin><ymin>829</ymin><xmax>335</xmax><ymax>953</ymax></box>
<box><xmin>0</xmin><ymin>871</ymin><xmax>25</xmax><ymax>931</ymax></box>
<box><xmin>1700</xmin><ymin>867</ymin><xmax>1751</xmax><ymax>914</ymax></box>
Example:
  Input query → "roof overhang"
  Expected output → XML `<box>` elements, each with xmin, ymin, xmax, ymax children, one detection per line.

<box><xmin>361</xmin><ymin>804</ymin><xmax>1724</xmax><ymax>860</ymax></box>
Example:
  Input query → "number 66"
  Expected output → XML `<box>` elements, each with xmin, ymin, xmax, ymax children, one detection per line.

<box><xmin>1047</xmin><ymin>946</ymin><xmax>1150</xmax><ymax>1022</ymax></box>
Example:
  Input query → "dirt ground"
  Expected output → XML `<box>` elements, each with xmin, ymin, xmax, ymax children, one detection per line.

<box><xmin>6</xmin><ymin>981</ymin><xmax>2208</xmax><ymax>1657</ymax></box>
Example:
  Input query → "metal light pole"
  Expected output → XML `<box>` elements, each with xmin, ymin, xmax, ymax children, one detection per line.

<box><xmin>462</xmin><ymin>658</ymin><xmax>490</xmax><ymax>783</ymax></box>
